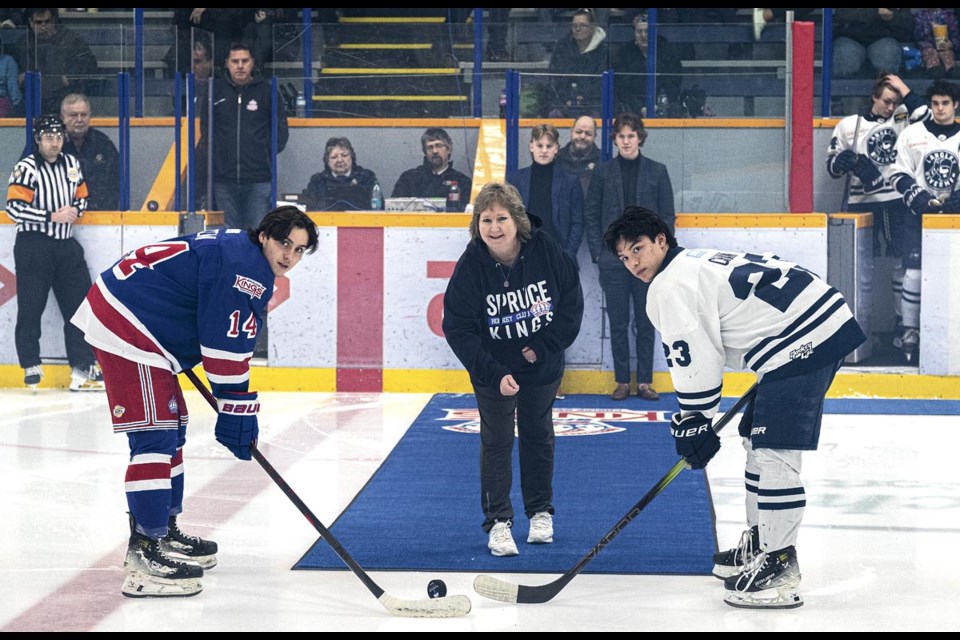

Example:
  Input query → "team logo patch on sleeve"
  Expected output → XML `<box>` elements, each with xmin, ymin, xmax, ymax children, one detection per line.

<box><xmin>113</xmin><ymin>405</ymin><xmax>126</xmax><ymax>418</ymax></box>
<box><xmin>234</xmin><ymin>275</ymin><xmax>267</xmax><ymax>299</ymax></box>
<box><xmin>924</xmin><ymin>150</ymin><xmax>960</xmax><ymax>190</ymax></box>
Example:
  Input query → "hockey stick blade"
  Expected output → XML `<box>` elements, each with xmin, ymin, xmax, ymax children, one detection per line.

<box><xmin>473</xmin><ymin>383</ymin><xmax>758</xmax><ymax>604</ymax></box>
<box><xmin>184</xmin><ymin>369</ymin><xmax>471</xmax><ymax>618</ymax></box>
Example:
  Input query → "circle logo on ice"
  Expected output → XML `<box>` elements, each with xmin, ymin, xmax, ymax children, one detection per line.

<box><xmin>923</xmin><ymin>150</ymin><xmax>959</xmax><ymax>190</ymax></box>
<box><xmin>867</xmin><ymin>128</ymin><xmax>897</xmax><ymax>165</ymax></box>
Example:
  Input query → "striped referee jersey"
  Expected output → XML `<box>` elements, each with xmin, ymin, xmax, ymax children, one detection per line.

<box><xmin>5</xmin><ymin>152</ymin><xmax>89</xmax><ymax>239</ymax></box>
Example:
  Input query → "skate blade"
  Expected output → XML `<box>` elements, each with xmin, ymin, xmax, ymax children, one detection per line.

<box><xmin>723</xmin><ymin>587</ymin><xmax>803</xmax><ymax>609</ymax></box>
<box><xmin>122</xmin><ymin>573</ymin><xmax>203</xmax><ymax>598</ymax></box>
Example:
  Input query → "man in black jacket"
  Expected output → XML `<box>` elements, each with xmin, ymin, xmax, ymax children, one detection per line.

<box><xmin>391</xmin><ymin>128</ymin><xmax>472</xmax><ymax>212</ymax></box>
<box><xmin>200</xmin><ymin>42</ymin><xmax>289</xmax><ymax>229</ymax></box>
<box><xmin>60</xmin><ymin>93</ymin><xmax>120</xmax><ymax>211</ymax></box>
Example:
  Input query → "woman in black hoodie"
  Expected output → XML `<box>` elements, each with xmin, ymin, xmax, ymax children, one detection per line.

<box><xmin>442</xmin><ymin>182</ymin><xmax>584</xmax><ymax>558</ymax></box>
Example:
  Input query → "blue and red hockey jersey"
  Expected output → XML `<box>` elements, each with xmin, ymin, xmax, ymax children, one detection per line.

<box><xmin>72</xmin><ymin>228</ymin><xmax>273</xmax><ymax>397</ymax></box>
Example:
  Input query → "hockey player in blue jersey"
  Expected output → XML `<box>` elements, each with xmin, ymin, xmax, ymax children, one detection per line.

<box><xmin>603</xmin><ymin>207</ymin><xmax>865</xmax><ymax>610</ymax></box>
<box><xmin>71</xmin><ymin>206</ymin><xmax>318</xmax><ymax>597</ymax></box>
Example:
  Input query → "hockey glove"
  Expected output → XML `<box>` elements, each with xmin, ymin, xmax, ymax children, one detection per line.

<box><xmin>941</xmin><ymin>192</ymin><xmax>960</xmax><ymax>213</ymax></box>
<box><xmin>853</xmin><ymin>155</ymin><xmax>884</xmax><ymax>193</ymax></box>
<box><xmin>904</xmin><ymin>185</ymin><xmax>939</xmax><ymax>216</ymax></box>
<box><xmin>830</xmin><ymin>150</ymin><xmax>857</xmax><ymax>174</ymax></box>
<box><xmin>214</xmin><ymin>391</ymin><xmax>260</xmax><ymax>461</ymax></box>
<box><xmin>670</xmin><ymin>412</ymin><xmax>720</xmax><ymax>470</ymax></box>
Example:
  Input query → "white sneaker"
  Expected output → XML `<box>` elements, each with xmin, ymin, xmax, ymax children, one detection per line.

<box><xmin>24</xmin><ymin>365</ymin><xmax>43</xmax><ymax>388</ymax></box>
<box><xmin>70</xmin><ymin>363</ymin><xmax>105</xmax><ymax>392</ymax></box>
<box><xmin>488</xmin><ymin>521</ymin><xmax>519</xmax><ymax>557</ymax></box>
<box><xmin>527</xmin><ymin>511</ymin><xmax>553</xmax><ymax>544</ymax></box>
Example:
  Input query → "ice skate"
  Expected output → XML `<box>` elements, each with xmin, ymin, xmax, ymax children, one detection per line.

<box><xmin>122</xmin><ymin>515</ymin><xmax>203</xmax><ymax>598</ymax></box>
<box><xmin>723</xmin><ymin>546</ymin><xmax>803</xmax><ymax>609</ymax></box>
<box><xmin>712</xmin><ymin>525</ymin><xmax>759</xmax><ymax>579</ymax></box>
<box><xmin>23</xmin><ymin>365</ymin><xmax>43</xmax><ymax>390</ymax></box>
<box><xmin>70</xmin><ymin>363</ymin><xmax>105</xmax><ymax>392</ymax></box>
<box><xmin>159</xmin><ymin>515</ymin><xmax>218</xmax><ymax>569</ymax></box>
<box><xmin>900</xmin><ymin>328</ymin><xmax>919</xmax><ymax>364</ymax></box>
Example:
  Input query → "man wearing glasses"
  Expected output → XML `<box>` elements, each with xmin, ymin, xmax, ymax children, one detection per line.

<box><xmin>825</xmin><ymin>73</ymin><xmax>929</xmax><ymax>360</ymax></box>
<box><xmin>391</xmin><ymin>127</ymin><xmax>473</xmax><ymax>212</ymax></box>
<box><xmin>10</xmin><ymin>8</ymin><xmax>99</xmax><ymax>115</ymax></box>
<box><xmin>5</xmin><ymin>115</ymin><xmax>104</xmax><ymax>391</ymax></box>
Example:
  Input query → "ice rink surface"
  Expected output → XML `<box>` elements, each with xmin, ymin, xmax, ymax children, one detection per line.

<box><xmin>1</xmin><ymin>389</ymin><xmax>956</xmax><ymax>632</ymax></box>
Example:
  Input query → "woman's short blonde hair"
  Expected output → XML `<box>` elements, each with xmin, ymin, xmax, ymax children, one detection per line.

<box><xmin>469</xmin><ymin>182</ymin><xmax>533</xmax><ymax>242</ymax></box>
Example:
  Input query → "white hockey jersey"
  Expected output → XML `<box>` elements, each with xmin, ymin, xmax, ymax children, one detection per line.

<box><xmin>890</xmin><ymin>119</ymin><xmax>960</xmax><ymax>202</ymax></box>
<box><xmin>826</xmin><ymin>93</ymin><xmax>928</xmax><ymax>204</ymax></box>
<box><xmin>647</xmin><ymin>248</ymin><xmax>865</xmax><ymax>419</ymax></box>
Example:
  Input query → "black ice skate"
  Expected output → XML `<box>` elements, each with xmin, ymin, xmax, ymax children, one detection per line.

<box><xmin>723</xmin><ymin>546</ymin><xmax>803</xmax><ymax>610</ymax></box>
<box><xmin>122</xmin><ymin>514</ymin><xmax>203</xmax><ymax>598</ymax></box>
<box><xmin>712</xmin><ymin>525</ymin><xmax>759</xmax><ymax>579</ymax></box>
<box><xmin>160</xmin><ymin>515</ymin><xmax>219</xmax><ymax>569</ymax></box>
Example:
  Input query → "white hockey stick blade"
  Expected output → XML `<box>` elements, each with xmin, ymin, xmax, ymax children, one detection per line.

<box><xmin>378</xmin><ymin>592</ymin><xmax>472</xmax><ymax>618</ymax></box>
<box><xmin>472</xmin><ymin>575</ymin><xmax>519</xmax><ymax>603</ymax></box>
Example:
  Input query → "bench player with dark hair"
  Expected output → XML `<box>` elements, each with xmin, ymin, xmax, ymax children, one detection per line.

<box><xmin>71</xmin><ymin>206</ymin><xmax>318</xmax><ymax>597</ymax></box>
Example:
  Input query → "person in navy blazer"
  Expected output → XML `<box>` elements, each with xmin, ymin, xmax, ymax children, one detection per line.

<box><xmin>507</xmin><ymin>123</ymin><xmax>585</xmax><ymax>263</ymax></box>
<box><xmin>584</xmin><ymin>112</ymin><xmax>675</xmax><ymax>402</ymax></box>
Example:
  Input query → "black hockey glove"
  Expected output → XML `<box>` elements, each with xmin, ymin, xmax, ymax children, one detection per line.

<box><xmin>904</xmin><ymin>185</ymin><xmax>939</xmax><ymax>216</ymax></box>
<box><xmin>831</xmin><ymin>150</ymin><xmax>857</xmax><ymax>174</ymax></box>
<box><xmin>853</xmin><ymin>155</ymin><xmax>884</xmax><ymax>193</ymax></box>
<box><xmin>670</xmin><ymin>412</ymin><xmax>720</xmax><ymax>470</ymax></box>
<box><xmin>941</xmin><ymin>192</ymin><xmax>960</xmax><ymax>213</ymax></box>
<box><xmin>215</xmin><ymin>391</ymin><xmax>260</xmax><ymax>460</ymax></box>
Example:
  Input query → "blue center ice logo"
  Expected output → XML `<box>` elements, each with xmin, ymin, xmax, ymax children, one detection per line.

<box><xmin>923</xmin><ymin>150</ymin><xmax>959</xmax><ymax>190</ymax></box>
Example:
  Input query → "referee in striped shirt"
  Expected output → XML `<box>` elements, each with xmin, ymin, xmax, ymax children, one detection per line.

<box><xmin>5</xmin><ymin>114</ymin><xmax>104</xmax><ymax>391</ymax></box>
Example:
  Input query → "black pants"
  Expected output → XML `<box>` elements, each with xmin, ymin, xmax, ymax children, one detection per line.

<box><xmin>14</xmin><ymin>232</ymin><xmax>95</xmax><ymax>369</ymax></box>
<box><xmin>475</xmin><ymin>378</ymin><xmax>559</xmax><ymax>532</ymax></box>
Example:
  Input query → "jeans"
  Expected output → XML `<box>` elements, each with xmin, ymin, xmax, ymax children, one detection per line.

<box><xmin>475</xmin><ymin>379</ymin><xmax>559</xmax><ymax>532</ymax></box>
<box><xmin>599</xmin><ymin>265</ymin><xmax>655</xmax><ymax>385</ymax></box>
<box><xmin>833</xmin><ymin>36</ymin><xmax>902</xmax><ymax>78</ymax></box>
<box><xmin>214</xmin><ymin>181</ymin><xmax>274</xmax><ymax>230</ymax></box>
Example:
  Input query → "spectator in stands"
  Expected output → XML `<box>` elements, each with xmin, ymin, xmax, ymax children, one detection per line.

<box><xmin>612</xmin><ymin>12</ymin><xmax>683</xmax><ymax>117</ymax></box>
<box><xmin>200</xmin><ymin>42</ymin><xmax>288</xmax><ymax>229</ymax></box>
<box><xmin>60</xmin><ymin>93</ymin><xmax>120</xmax><ymax>211</ymax></box>
<box><xmin>392</xmin><ymin>127</ymin><xmax>472</xmax><ymax>212</ymax></box>
<box><xmin>507</xmin><ymin>124</ymin><xmax>584</xmax><ymax>263</ymax></box>
<box><xmin>584</xmin><ymin>113</ymin><xmax>675</xmax><ymax>402</ymax></box>
<box><xmin>243</xmin><ymin>9</ymin><xmax>300</xmax><ymax>70</ymax></box>
<box><xmin>832</xmin><ymin>9</ymin><xmax>915</xmax><ymax>78</ymax></box>
<box><xmin>557</xmin><ymin>115</ymin><xmax>601</xmax><ymax>194</ymax></box>
<box><xmin>547</xmin><ymin>8</ymin><xmax>609</xmax><ymax>118</ymax></box>
<box><xmin>0</xmin><ymin>39</ymin><xmax>23</xmax><ymax>117</ymax></box>
<box><xmin>0</xmin><ymin>9</ymin><xmax>23</xmax><ymax>30</ymax></box>
<box><xmin>299</xmin><ymin>137</ymin><xmax>380</xmax><ymax>210</ymax></box>
<box><xmin>11</xmin><ymin>8</ymin><xmax>99</xmax><ymax>115</ymax></box>
<box><xmin>164</xmin><ymin>9</ymin><xmax>245</xmax><ymax>80</ymax></box>
<box><xmin>914</xmin><ymin>8</ymin><xmax>960</xmax><ymax>79</ymax></box>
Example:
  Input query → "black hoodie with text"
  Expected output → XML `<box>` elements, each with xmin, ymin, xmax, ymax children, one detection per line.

<box><xmin>442</xmin><ymin>214</ymin><xmax>584</xmax><ymax>390</ymax></box>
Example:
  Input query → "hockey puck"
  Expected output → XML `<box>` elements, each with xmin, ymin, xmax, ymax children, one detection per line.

<box><xmin>427</xmin><ymin>579</ymin><xmax>447</xmax><ymax>599</ymax></box>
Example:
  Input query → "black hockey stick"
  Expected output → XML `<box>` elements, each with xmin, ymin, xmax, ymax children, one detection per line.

<box><xmin>473</xmin><ymin>382</ymin><xmax>758</xmax><ymax>604</ymax></box>
<box><xmin>840</xmin><ymin>115</ymin><xmax>862</xmax><ymax>213</ymax></box>
<box><xmin>184</xmin><ymin>369</ymin><xmax>471</xmax><ymax>618</ymax></box>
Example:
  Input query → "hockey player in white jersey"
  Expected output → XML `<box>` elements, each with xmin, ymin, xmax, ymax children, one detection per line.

<box><xmin>603</xmin><ymin>207</ymin><xmax>865</xmax><ymax>609</ymax></box>
<box><xmin>826</xmin><ymin>74</ymin><xmax>928</xmax><ymax>352</ymax></box>
<box><xmin>889</xmin><ymin>79</ymin><xmax>960</xmax><ymax>362</ymax></box>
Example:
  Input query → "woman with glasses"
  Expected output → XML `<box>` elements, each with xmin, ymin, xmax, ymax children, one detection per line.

<box><xmin>299</xmin><ymin>137</ymin><xmax>381</xmax><ymax>211</ymax></box>
<box><xmin>546</xmin><ymin>9</ymin><xmax>609</xmax><ymax>118</ymax></box>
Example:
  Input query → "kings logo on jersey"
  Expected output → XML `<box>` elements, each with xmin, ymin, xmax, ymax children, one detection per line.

<box><xmin>233</xmin><ymin>275</ymin><xmax>267</xmax><ymax>299</ymax></box>
<box><xmin>867</xmin><ymin>128</ymin><xmax>898</xmax><ymax>165</ymax></box>
<box><xmin>923</xmin><ymin>150</ymin><xmax>960</xmax><ymax>191</ymax></box>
